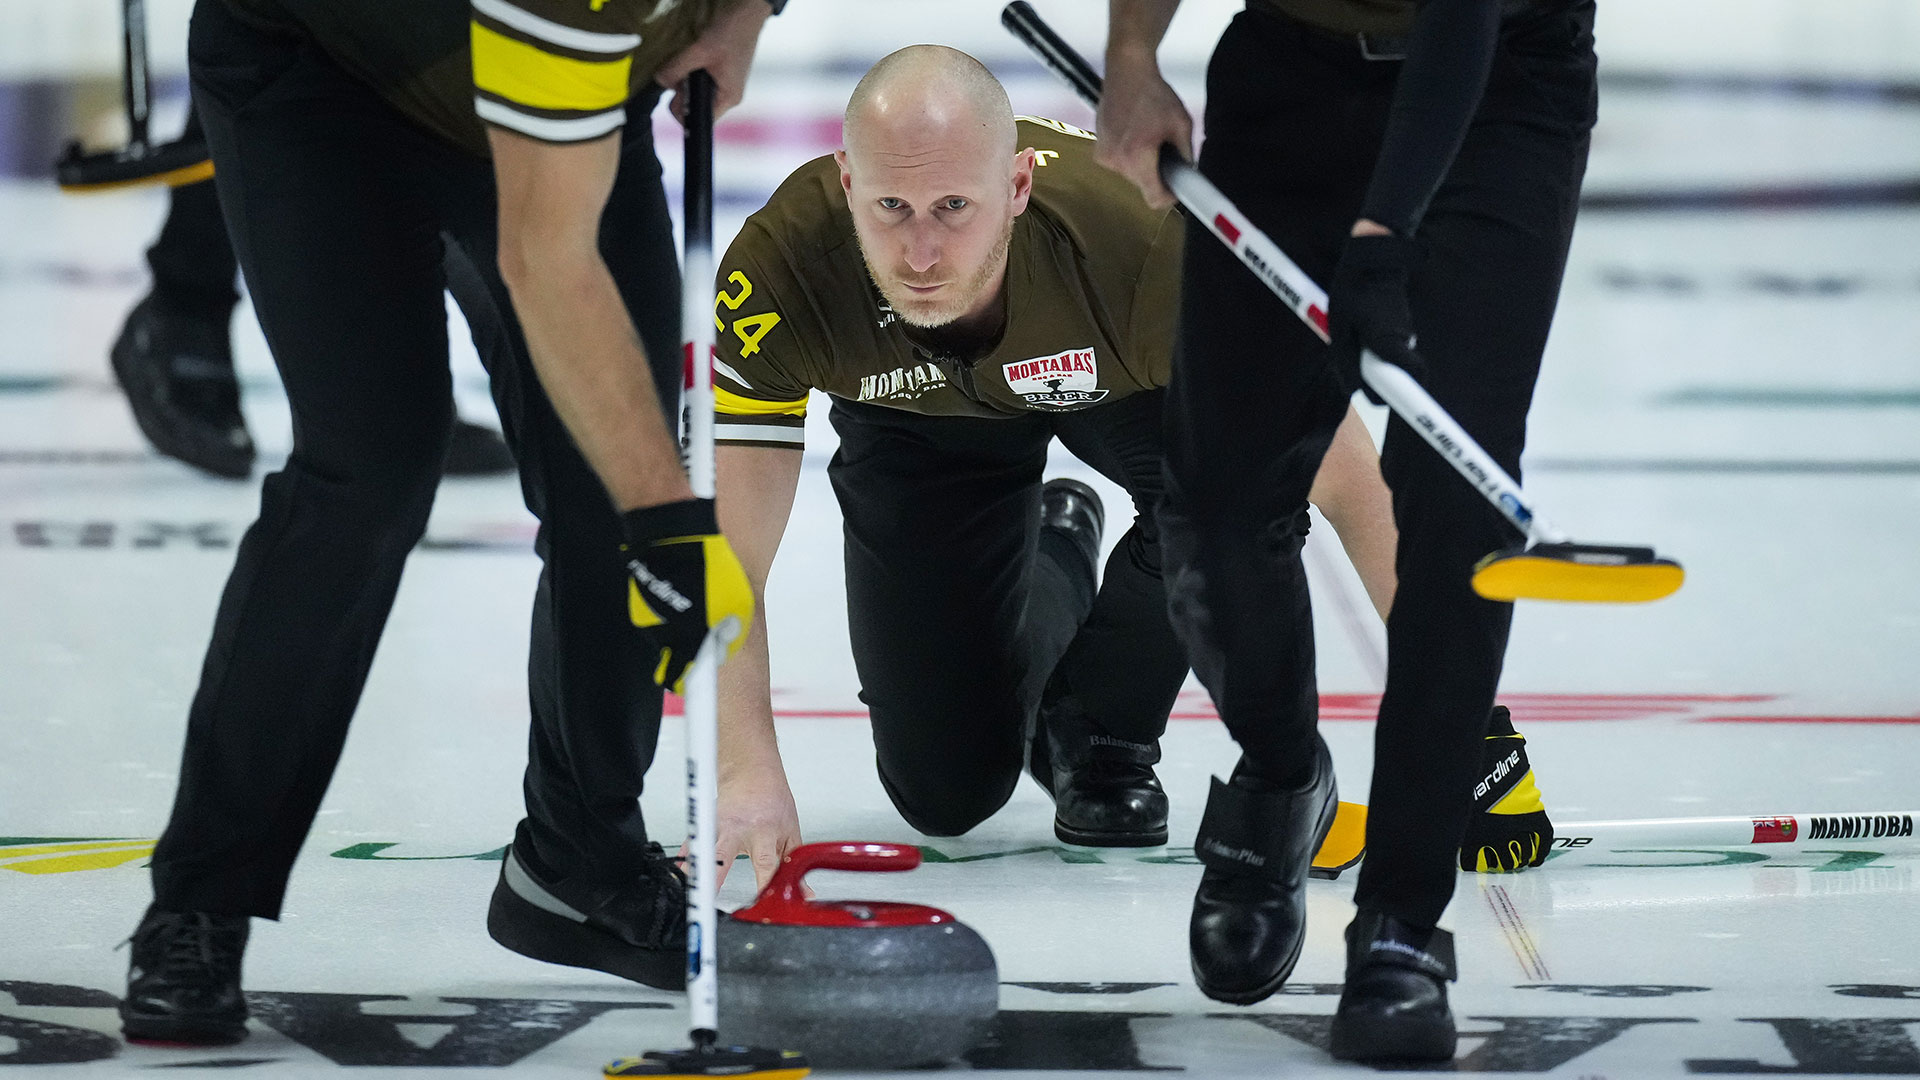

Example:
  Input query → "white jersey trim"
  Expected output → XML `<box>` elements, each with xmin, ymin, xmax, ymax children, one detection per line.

<box><xmin>716</xmin><ymin>423</ymin><xmax>805</xmax><ymax>447</ymax></box>
<box><xmin>471</xmin><ymin>0</ymin><xmax>642</xmax><ymax>55</ymax></box>
<box><xmin>476</xmin><ymin>97</ymin><xmax>626</xmax><ymax>143</ymax></box>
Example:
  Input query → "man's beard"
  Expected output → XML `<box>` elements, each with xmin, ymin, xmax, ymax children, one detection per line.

<box><xmin>863</xmin><ymin>216</ymin><xmax>1014</xmax><ymax>330</ymax></box>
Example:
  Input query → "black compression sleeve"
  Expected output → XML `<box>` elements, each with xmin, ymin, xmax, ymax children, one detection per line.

<box><xmin>1357</xmin><ymin>0</ymin><xmax>1503</xmax><ymax>236</ymax></box>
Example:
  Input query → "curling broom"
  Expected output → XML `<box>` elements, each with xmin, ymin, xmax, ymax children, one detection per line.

<box><xmin>1002</xmin><ymin>1</ymin><xmax>1684</xmax><ymax>605</ymax></box>
<box><xmin>602</xmin><ymin>69</ymin><xmax>808</xmax><ymax>1080</ymax></box>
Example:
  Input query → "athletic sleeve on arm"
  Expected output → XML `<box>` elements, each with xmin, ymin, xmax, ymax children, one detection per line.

<box><xmin>1357</xmin><ymin>0</ymin><xmax>1503</xmax><ymax>235</ymax></box>
<box><xmin>470</xmin><ymin>0</ymin><xmax>641</xmax><ymax>144</ymax></box>
<box><xmin>713</xmin><ymin>240</ymin><xmax>812</xmax><ymax>450</ymax></box>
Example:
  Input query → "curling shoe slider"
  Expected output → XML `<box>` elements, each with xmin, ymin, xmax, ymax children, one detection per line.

<box><xmin>1189</xmin><ymin>734</ymin><xmax>1336</xmax><ymax>1004</ymax></box>
<box><xmin>1330</xmin><ymin>909</ymin><xmax>1458</xmax><ymax>1063</ymax></box>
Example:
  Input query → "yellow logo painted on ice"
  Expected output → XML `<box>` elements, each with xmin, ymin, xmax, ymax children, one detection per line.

<box><xmin>0</xmin><ymin>838</ymin><xmax>156</xmax><ymax>875</ymax></box>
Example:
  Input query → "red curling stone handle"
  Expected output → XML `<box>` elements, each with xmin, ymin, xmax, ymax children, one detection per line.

<box><xmin>730</xmin><ymin>841</ymin><xmax>957</xmax><ymax>928</ymax></box>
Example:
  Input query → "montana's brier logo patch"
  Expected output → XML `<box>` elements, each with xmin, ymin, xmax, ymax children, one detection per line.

<box><xmin>1003</xmin><ymin>347</ymin><xmax>1107</xmax><ymax>409</ymax></box>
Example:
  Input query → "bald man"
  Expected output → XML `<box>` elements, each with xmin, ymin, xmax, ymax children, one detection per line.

<box><xmin>704</xmin><ymin>46</ymin><xmax>1548</xmax><ymax>888</ymax></box>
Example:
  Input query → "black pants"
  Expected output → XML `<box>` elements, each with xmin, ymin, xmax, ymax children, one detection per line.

<box><xmin>146</xmin><ymin>108</ymin><xmax>240</xmax><ymax>323</ymax></box>
<box><xmin>1163</xmin><ymin>2</ymin><xmax>1595</xmax><ymax>926</ymax></box>
<box><xmin>150</xmin><ymin>0</ymin><xmax>683</xmax><ymax>917</ymax></box>
<box><xmin>828</xmin><ymin>391</ymin><xmax>1190</xmax><ymax>837</ymax></box>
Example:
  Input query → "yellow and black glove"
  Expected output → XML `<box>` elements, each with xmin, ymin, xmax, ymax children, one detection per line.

<box><xmin>1459</xmin><ymin>706</ymin><xmax>1553</xmax><ymax>872</ymax></box>
<box><xmin>620</xmin><ymin>498</ymin><xmax>753</xmax><ymax>695</ymax></box>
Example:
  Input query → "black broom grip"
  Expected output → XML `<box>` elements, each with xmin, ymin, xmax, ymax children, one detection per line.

<box><xmin>1001</xmin><ymin>2</ymin><xmax>1188</xmax><ymax>181</ymax></box>
<box><xmin>1001</xmin><ymin>2</ymin><xmax>1104</xmax><ymax>109</ymax></box>
<box><xmin>122</xmin><ymin>0</ymin><xmax>153</xmax><ymax>147</ymax></box>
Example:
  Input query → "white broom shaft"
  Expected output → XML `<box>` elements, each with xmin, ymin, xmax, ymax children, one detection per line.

<box><xmin>680</xmin><ymin>70</ymin><xmax>719</xmax><ymax>1044</ymax></box>
<box><xmin>1550</xmin><ymin>810</ymin><xmax>1920</xmax><ymax>861</ymax></box>
<box><xmin>683</xmin><ymin>642</ymin><xmax>720</xmax><ymax>1039</ymax></box>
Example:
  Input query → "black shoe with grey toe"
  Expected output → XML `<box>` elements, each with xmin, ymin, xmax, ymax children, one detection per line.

<box><xmin>1189</xmin><ymin>735</ymin><xmax>1337</xmax><ymax>1005</ymax></box>
<box><xmin>110</xmin><ymin>296</ymin><xmax>255</xmax><ymax>479</ymax></box>
<box><xmin>486</xmin><ymin>842</ymin><xmax>687</xmax><ymax>990</ymax></box>
<box><xmin>1330</xmin><ymin>909</ymin><xmax>1459</xmax><ymax>1063</ymax></box>
<box><xmin>120</xmin><ymin>905</ymin><xmax>251</xmax><ymax>1045</ymax></box>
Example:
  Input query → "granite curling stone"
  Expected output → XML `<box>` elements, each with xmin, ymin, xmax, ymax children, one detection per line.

<box><xmin>718</xmin><ymin>842</ymin><xmax>998</xmax><ymax>1068</ymax></box>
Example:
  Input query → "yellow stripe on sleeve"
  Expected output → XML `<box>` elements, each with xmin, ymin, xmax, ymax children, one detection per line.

<box><xmin>715</xmin><ymin>384</ymin><xmax>808</xmax><ymax>418</ymax></box>
<box><xmin>472</xmin><ymin>22</ymin><xmax>632</xmax><ymax>114</ymax></box>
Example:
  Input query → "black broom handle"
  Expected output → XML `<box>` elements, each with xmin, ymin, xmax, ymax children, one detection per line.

<box><xmin>121</xmin><ymin>0</ymin><xmax>153</xmax><ymax>148</ymax></box>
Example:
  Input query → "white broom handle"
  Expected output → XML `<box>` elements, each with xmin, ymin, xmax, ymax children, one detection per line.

<box><xmin>680</xmin><ymin>70</ymin><xmax>720</xmax><ymax>1047</ymax></box>
<box><xmin>1549</xmin><ymin>811</ymin><xmax>1920</xmax><ymax>863</ymax></box>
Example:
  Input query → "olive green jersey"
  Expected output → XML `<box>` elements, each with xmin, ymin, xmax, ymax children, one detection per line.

<box><xmin>711</xmin><ymin>116</ymin><xmax>1183</xmax><ymax>449</ymax></box>
<box><xmin>220</xmin><ymin>0</ymin><xmax>736</xmax><ymax>155</ymax></box>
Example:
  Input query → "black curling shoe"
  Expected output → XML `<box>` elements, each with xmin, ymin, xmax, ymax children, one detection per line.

<box><xmin>1045</xmin><ymin>731</ymin><xmax>1169</xmax><ymax>847</ymax></box>
<box><xmin>1029</xmin><ymin>477</ymin><xmax>1169</xmax><ymax>845</ymax></box>
<box><xmin>1189</xmin><ymin>735</ymin><xmax>1337</xmax><ymax>1004</ymax></box>
<box><xmin>120</xmin><ymin>906</ymin><xmax>251</xmax><ymax>1045</ymax></box>
<box><xmin>486</xmin><ymin>842</ymin><xmax>687</xmax><ymax>990</ymax></box>
<box><xmin>1039</xmin><ymin>476</ymin><xmax>1104</xmax><ymax>572</ymax></box>
<box><xmin>1330</xmin><ymin>909</ymin><xmax>1459</xmax><ymax>1063</ymax></box>
<box><xmin>110</xmin><ymin>296</ymin><xmax>255</xmax><ymax>480</ymax></box>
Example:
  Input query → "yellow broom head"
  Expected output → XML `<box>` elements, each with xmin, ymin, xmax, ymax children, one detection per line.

<box><xmin>1472</xmin><ymin>542</ymin><xmax>1684</xmax><ymax>604</ymax></box>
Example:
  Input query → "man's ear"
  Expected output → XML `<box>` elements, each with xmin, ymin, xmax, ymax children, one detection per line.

<box><xmin>1010</xmin><ymin>147</ymin><xmax>1036</xmax><ymax>216</ymax></box>
<box><xmin>835</xmin><ymin>149</ymin><xmax>854</xmax><ymax>198</ymax></box>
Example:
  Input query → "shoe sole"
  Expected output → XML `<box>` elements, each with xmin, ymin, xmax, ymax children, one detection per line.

<box><xmin>1055</xmin><ymin>819</ymin><xmax>1169</xmax><ymax>847</ymax></box>
<box><xmin>1329</xmin><ymin>1010</ymin><xmax>1458</xmax><ymax>1063</ymax></box>
<box><xmin>120</xmin><ymin>1008</ymin><xmax>247</xmax><ymax>1046</ymax></box>
<box><xmin>486</xmin><ymin>875</ymin><xmax>683</xmax><ymax>991</ymax></box>
<box><xmin>1192</xmin><ymin>775</ymin><xmax>1340</xmax><ymax>1006</ymax></box>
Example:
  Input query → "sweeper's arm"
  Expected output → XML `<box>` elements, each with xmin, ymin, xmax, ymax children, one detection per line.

<box><xmin>713</xmin><ymin>442</ymin><xmax>807</xmax><ymax>891</ymax></box>
<box><xmin>1308</xmin><ymin>403</ymin><xmax>1400</xmax><ymax>621</ymax></box>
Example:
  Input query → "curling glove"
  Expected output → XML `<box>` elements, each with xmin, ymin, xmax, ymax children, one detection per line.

<box><xmin>1328</xmin><ymin>232</ymin><xmax>1428</xmax><ymax>403</ymax></box>
<box><xmin>1459</xmin><ymin>706</ymin><xmax>1554</xmax><ymax>872</ymax></box>
<box><xmin>621</xmin><ymin>498</ymin><xmax>753</xmax><ymax>694</ymax></box>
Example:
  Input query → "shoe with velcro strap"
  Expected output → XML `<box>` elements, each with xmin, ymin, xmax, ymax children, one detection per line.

<box><xmin>1188</xmin><ymin>735</ymin><xmax>1337</xmax><ymax>1005</ymax></box>
<box><xmin>1330</xmin><ymin>908</ymin><xmax>1458</xmax><ymax>1063</ymax></box>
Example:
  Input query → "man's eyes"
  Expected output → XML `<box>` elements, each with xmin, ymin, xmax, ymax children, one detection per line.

<box><xmin>875</xmin><ymin>198</ymin><xmax>970</xmax><ymax>212</ymax></box>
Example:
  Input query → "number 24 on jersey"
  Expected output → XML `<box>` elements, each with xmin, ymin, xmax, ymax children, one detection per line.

<box><xmin>713</xmin><ymin>271</ymin><xmax>781</xmax><ymax>358</ymax></box>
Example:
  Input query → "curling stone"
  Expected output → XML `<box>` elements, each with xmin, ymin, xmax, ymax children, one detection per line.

<box><xmin>718</xmin><ymin>842</ymin><xmax>997</xmax><ymax>1068</ymax></box>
